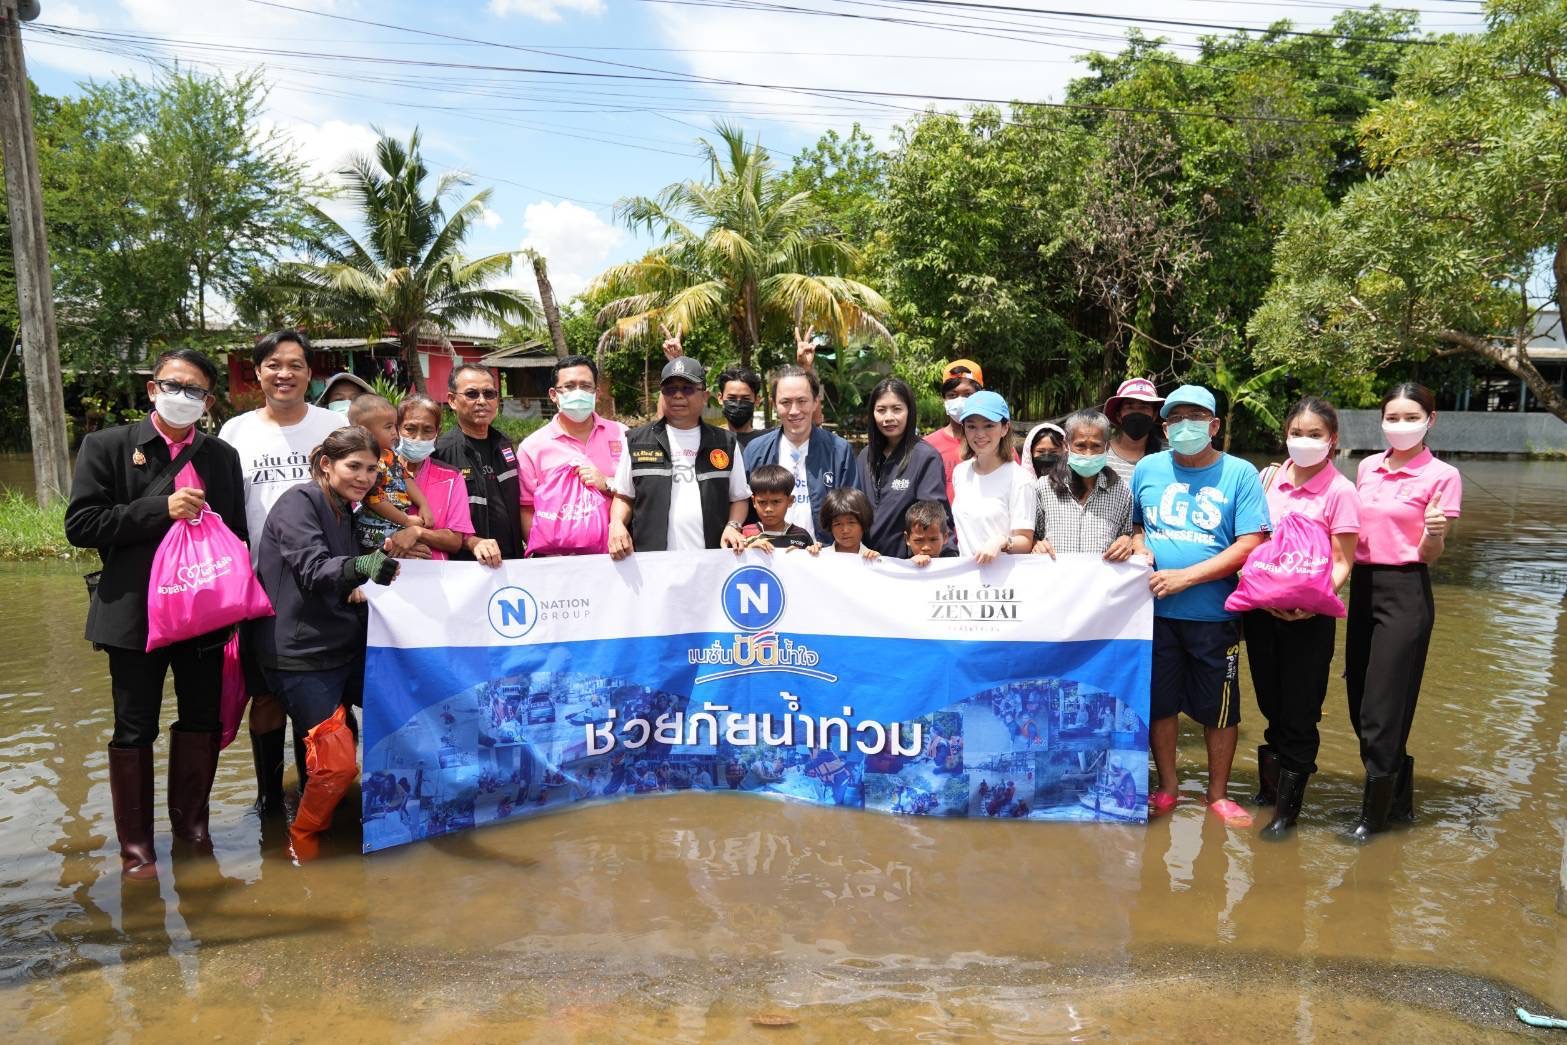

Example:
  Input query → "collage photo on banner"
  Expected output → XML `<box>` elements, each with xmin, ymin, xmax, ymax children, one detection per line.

<box><xmin>358</xmin><ymin>551</ymin><xmax>1153</xmax><ymax>852</ymax></box>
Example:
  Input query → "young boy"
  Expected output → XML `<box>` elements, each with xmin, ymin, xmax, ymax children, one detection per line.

<box><xmin>820</xmin><ymin>487</ymin><xmax>880</xmax><ymax>560</ymax></box>
<box><xmin>905</xmin><ymin>500</ymin><xmax>959</xmax><ymax>566</ymax></box>
<box><xmin>740</xmin><ymin>464</ymin><xmax>817</xmax><ymax>553</ymax></box>
<box><xmin>348</xmin><ymin>393</ymin><xmax>431</xmax><ymax>552</ymax></box>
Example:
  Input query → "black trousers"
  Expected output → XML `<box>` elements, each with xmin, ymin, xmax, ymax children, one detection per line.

<box><xmin>1242</xmin><ymin>609</ymin><xmax>1337</xmax><ymax>774</ymax></box>
<box><xmin>1344</xmin><ymin>563</ymin><xmax>1434</xmax><ymax>777</ymax></box>
<box><xmin>105</xmin><ymin>629</ymin><xmax>227</xmax><ymax>748</ymax></box>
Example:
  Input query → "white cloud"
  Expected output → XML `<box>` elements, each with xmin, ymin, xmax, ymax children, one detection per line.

<box><xmin>518</xmin><ymin>200</ymin><xmax>625</xmax><ymax>303</ymax></box>
<box><xmin>477</xmin><ymin>205</ymin><xmax>503</xmax><ymax>229</ymax></box>
<box><xmin>487</xmin><ymin>0</ymin><xmax>605</xmax><ymax>24</ymax></box>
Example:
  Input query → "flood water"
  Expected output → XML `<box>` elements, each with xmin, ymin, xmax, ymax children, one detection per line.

<box><xmin>2</xmin><ymin>458</ymin><xmax>1565</xmax><ymax>1041</ymax></box>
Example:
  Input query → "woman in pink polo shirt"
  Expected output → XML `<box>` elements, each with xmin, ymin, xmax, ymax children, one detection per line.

<box><xmin>1345</xmin><ymin>382</ymin><xmax>1461</xmax><ymax>842</ymax></box>
<box><xmin>1242</xmin><ymin>396</ymin><xmax>1359</xmax><ymax>840</ymax></box>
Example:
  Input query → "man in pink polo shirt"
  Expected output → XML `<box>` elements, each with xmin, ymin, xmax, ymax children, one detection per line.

<box><xmin>517</xmin><ymin>354</ymin><xmax>627</xmax><ymax>555</ymax></box>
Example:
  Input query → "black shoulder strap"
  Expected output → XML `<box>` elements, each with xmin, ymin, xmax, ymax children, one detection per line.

<box><xmin>146</xmin><ymin>434</ymin><xmax>203</xmax><ymax>499</ymax></box>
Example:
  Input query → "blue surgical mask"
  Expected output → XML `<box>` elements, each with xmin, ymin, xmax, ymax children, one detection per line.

<box><xmin>557</xmin><ymin>388</ymin><xmax>596</xmax><ymax>423</ymax></box>
<box><xmin>326</xmin><ymin>400</ymin><xmax>352</xmax><ymax>416</ymax></box>
<box><xmin>1068</xmin><ymin>452</ymin><xmax>1107</xmax><ymax>478</ymax></box>
<box><xmin>398</xmin><ymin>436</ymin><xmax>436</xmax><ymax>463</ymax></box>
<box><xmin>1166</xmin><ymin>419</ymin><xmax>1213</xmax><ymax>456</ymax></box>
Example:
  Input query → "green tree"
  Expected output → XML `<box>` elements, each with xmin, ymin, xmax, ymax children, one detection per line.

<box><xmin>591</xmin><ymin>123</ymin><xmax>890</xmax><ymax>370</ymax></box>
<box><xmin>779</xmin><ymin>123</ymin><xmax>887</xmax><ymax>249</ymax></box>
<box><xmin>280</xmin><ymin>128</ymin><xmax>538</xmax><ymax>394</ymax></box>
<box><xmin>879</xmin><ymin>105</ymin><xmax>1094</xmax><ymax>416</ymax></box>
<box><xmin>22</xmin><ymin>70</ymin><xmax>312</xmax><ymax>396</ymax></box>
<box><xmin>1251</xmin><ymin>0</ymin><xmax>1567</xmax><ymax>422</ymax></box>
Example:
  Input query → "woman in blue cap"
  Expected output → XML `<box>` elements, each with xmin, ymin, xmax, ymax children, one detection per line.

<box><xmin>950</xmin><ymin>390</ymin><xmax>1035</xmax><ymax>562</ymax></box>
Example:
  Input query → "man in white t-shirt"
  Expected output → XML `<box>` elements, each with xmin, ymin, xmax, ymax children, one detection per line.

<box><xmin>607</xmin><ymin>356</ymin><xmax>750</xmax><ymax>557</ymax></box>
<box><xmin>216</xmin><ymin>329</ymin><xmax>346</xmax><ymax>816</ymax></box>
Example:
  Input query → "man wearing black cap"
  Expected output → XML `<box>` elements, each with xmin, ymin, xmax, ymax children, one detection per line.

<box><xmin>607</xmin><ymin>356</ymin><xmax>751</xmax><ymax>557</ymax></box>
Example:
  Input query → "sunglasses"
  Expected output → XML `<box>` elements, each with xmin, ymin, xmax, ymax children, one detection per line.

<box><xmin>457</xmin><ymin>388</ymin><xmax>499</xmax><ymax>401</ymax></box>
<box><xmin>153</xmin><ymin>379</ymin><xmax>210</xmax><ymax>402</ymax></box>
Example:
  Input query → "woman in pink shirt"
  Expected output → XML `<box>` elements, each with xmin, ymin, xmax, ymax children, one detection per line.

<box><xmin>1242</xmin><ymin>397</ymin><xmax>1359</xmax><ymax>839</ymax></box>
<box><xmin>394</xmin><ymin>395</ymin><xmax>501</xmax><ymax>564</ymax></box>
<box><xmin>1345</xmin><ymin>382</ymin><xmax>1461</xmax><ymax>842</ymax></box>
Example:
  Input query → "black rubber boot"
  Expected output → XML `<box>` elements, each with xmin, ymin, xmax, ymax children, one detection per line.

<box><xmin>293</xmin><ymin>733</ymin><xmax>309</xmax><ymax>792</ymax></box>
<box><xmin>1252</xmin><ymin>746</ymin><xmax>1280</xmax><ymax>806</ymax></box>
<box><xmin>251</xmin><ymin>727</ymin><xmax>286</xmax><ymax>817</ymax></box>
<box><xmin>107</xmin><ymin>745</ymin><xmax>158</xmax><ymax>880</ymax></box>
<box><xmin>1348</xmin><ymin>772</ymin><xmax>1396</xmax><ymax>844</ymax></box>
<box><xmin>1261</xmin><ymin>767</ymin><xmax>1310</xmax><ymax>841</ymax></box>
<box><xmin>1389</xmin><ymin>755</ymin><xmax>1415</xmax><ymax>824</ymax></box>
<box><xmin>168</xmin><ymin>728</ymin><xmax>220</xmax><ymax>848</ymax></box>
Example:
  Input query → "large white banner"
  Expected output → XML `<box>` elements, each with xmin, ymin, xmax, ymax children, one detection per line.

<box><xmin>360</xmin><ymin>552</ymin><xmax>1153</xmax><ymax>852</ymax></box>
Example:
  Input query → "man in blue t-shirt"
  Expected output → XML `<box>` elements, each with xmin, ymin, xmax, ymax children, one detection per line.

<box><xmin>1130</xmin><ymin>385</ymin><xmax>1267</xmax><ymax>827</ymax></box>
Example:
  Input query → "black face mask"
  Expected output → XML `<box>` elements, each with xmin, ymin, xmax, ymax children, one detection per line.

<box><xmin>722</xmin><ymin>400</ymin><xmax>755</xmax><ymax>427</ymax></box>
<box><xmin>1120</xmin><ymin>412</ymin><xmax>1155</xmax><ymax>439</ymax></box>
<box><xmin>1032</xmin><ymin>453</ymin><xmax>1061</xmax><ymax>474</ymax></box>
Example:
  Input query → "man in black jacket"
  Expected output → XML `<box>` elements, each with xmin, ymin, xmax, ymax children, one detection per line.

<box><xmin>607</xmin><ymin>356</ymin><xmax>751</xmax><ymax>557</ymax></box>
<box><xmin>64</xmin><ymin>348</ymin><xmax>246</xmax><ymax>880</ymax></box>
<box><xmin>432</xmin><ymin>364</ymin><xmax>524</xmax><ymax>559</ymax></box>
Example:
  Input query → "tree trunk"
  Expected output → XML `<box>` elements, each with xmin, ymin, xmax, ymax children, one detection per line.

<box><xmin>531</xmin><ymin>252</ymin><xmax>569</xmax><ymax>358</ymax></box>
<box><xmin>1439</xmin><ymin>329</ymin><xmax>1567</xmax><ymax>424</ymax></box>
<box><xmin>594</xmin><ymin>331</ymin><xmax>617</xmax><ymax>420</ymax></box>
<box><xmin>403</xmin><ymin>331</ymin><xmax>429</xmax><ymax>396</ymax></box>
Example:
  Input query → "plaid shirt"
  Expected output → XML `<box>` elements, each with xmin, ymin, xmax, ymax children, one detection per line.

<box><xmin>1032</xmin><ymin>472</ymin><xmax>1133</xmax><ymax>554</ymax></box>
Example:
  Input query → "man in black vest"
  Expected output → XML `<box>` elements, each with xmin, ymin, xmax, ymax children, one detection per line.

<box><xmin>607</xmin><ymin>356</ymin><xmax>751</xmax><ymax>557</ymax></box>
<box><xmin>433</xmin><ymin>364</ymin><xmax>525</xmax><ymax>559</ymax></box>
<box><xmin>65</xmin><ymin>347</ymin><xmax>247</xmax><ymax>880</ymax></box>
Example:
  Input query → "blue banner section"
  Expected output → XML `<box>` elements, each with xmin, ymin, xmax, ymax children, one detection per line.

<box><xmin>360</xmin><ymin>556</ymin><xmax>1153</xmax><ymax>852</ymax></box>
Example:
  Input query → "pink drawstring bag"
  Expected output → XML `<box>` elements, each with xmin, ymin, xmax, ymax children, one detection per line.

<box><xmin>527</xmin><ymin>464</ymin><xmax>609</xmax><ymax>556</ymax></box>
<box><xmin>146</xmin><ymin>507</ymin><xmax>273</xmax><ymax>651</ymax></box>
<box><xmin>219</xmin><ymin>631</ymin><xmax>248</xmax><ymax>750</ymax></box>
<box><xmin>1224</xmin><ymin>511</ymin><xmax>1346</xmax><ymax>618</ymax></box>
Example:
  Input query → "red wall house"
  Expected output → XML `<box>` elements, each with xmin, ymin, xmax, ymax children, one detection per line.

<box><xmin>227</xmin><ymin>333</ymin><xmax>499</xmax><ymax>403</ymax></box>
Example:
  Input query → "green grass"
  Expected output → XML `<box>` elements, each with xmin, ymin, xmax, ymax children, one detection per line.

<box><xmin>0</xmin><ymin>491</ymin><xmax>97</xmax><ymax>562</ymax></box>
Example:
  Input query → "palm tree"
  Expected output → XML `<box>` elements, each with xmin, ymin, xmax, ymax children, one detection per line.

<box><xmin>1209</xmin><ymin>359</ymin><xmax>1287</xmax><ymax>452</ymax></box>
<box><xmin>283</xmin><ymin>129</ymin><xmax>538</xmax><ymax>393</ymax></box>
<box><xmin>590</xmin><ymin>123</ymin><xmax>890</xmax><ymax>370</ymax></box>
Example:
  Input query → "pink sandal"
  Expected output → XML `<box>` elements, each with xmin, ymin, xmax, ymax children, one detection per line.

<box><xmin>1148</xmin><ymin>791</ymin><xmax>1178</xmax><ymax>817</ymax></box>
<box><xmin>1208</xmin><ymin>799</ymin><xmax>1253</xmax><ymax>828</ymax></box>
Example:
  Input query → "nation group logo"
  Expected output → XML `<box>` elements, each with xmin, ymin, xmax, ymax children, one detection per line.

<box><xmin>721</xmin><ymin>565</ymin><xmax>785</xmax><ymax>631</ymax></box>
<box><xmin>487</xmin><ymin>585</ymin><xmax>539</xmax><ymax>640</ymax></box>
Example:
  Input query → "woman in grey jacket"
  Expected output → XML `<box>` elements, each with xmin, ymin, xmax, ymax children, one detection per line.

<box><xmin>855</xmin><ymin>378</ymin><xmax>950</xmax><ymax>557</ymax></box>
<box><xmin>254</xmin><ymin>426</ymin><xmax>399</xmax><ymax>860</ymax></box>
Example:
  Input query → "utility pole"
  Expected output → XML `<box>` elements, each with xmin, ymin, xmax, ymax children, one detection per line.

<box><xmin>0</xmin><ymin>0</ymin><xmax>71</xmax><ymax>506</ymax></box>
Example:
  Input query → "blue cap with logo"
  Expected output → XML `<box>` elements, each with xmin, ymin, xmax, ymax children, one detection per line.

<box><xmin>958</xmin><ymin>389</ymin><xmax>1010</xmax><ymax>423</ymax></box>
<box><xmin>1159</xmin><ymin>384</ymin><xmax>1217</xmax><ymax>419</ymax></box>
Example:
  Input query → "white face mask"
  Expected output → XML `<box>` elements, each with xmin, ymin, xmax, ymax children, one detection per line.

<box><xmin>153</xmin><ymin>391</ymin><xmax>207</xmax><ymax>428</ymax></box>
<box><xmin>943</xmin><ymin>396</ymin><xmax>968</xmax><ymax>422</ymax></box>
<box><xmin>1382</xmin><ymin>419</ymin><xmax>1429</xmax><ymax>452</ymax></box>
<box><xmin>1285</xmin><ymin>436</ymin><xmax>1331</xmax><ymax>467</ymax></box>
<box><xmin>556</xmin><ymin>388</ymin><xmax>596</xmax><ymax>423</ymax></box>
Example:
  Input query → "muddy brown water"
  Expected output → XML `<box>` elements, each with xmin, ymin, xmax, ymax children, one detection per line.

<box><xmin>2</xmin><ymin>458</ymin><xmax>1565</xmax><ymax>1041</ymax></box>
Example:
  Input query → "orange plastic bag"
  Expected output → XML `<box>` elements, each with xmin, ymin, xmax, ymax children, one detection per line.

<box><xmin>291</xmin><ymin>706</ymin><xmax>359</xmax><ymax>839</ymax></box>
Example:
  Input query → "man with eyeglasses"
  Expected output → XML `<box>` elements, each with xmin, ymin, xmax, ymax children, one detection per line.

<box><xmin>607</xmin><ymin>356</ymin><xmax>750</xmax><ymax>558</ymax></box>
<box><xmin>218</xmin><ymin>328</ymin><xmax>346</xmax><ymax>817</ymax></box>
<box><xmin>516</xmin><ymin>354</ymin><xmax>626</xmax><ymax>555</ymax></box>
<box><xmin>66</xmin><ymin>348</ymin><xmax>247</xmax><ymax>879</ymax></box>
<box><xmin>740</xmin><ymin>364</ymin><xmax>859</xmax><ymax>546</ymax></box>
<box><xmin>433</xmin><ymin>364</ymin><xmax>525</xmax><ymax>560</ymax></box>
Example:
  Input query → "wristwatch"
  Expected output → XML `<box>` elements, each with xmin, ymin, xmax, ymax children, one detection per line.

<box><xmin>725</xmin><ymin>520</ymin><xmax>743</xmax><ymax>532</ymax></box>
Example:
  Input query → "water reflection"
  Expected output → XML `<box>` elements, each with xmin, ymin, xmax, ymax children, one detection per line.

<box><xmin>2</xmin><ymin>460</ymin><xmax>1564</xmax><ymax>1039</ymax></box>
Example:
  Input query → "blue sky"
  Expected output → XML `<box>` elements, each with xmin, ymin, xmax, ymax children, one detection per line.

<box><xmin>24</xmin><ymin>0</ymin><xmax>1485</xmax><ymax>316</ymax></box>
